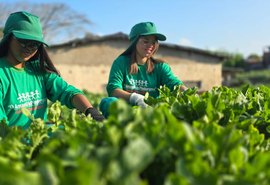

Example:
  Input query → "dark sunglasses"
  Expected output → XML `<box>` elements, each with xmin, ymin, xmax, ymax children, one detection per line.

<box><xmin>15</xmin><ymin>37</ymin><xmax>42</xmax><ymax>50</ymax></box>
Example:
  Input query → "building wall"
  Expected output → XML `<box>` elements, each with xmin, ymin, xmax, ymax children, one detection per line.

<box><xmin>48</xmin><ymin>40</ymin><xmax>222</xmax><ymax>94</ymax></box>
<box><xmin>155</xmin><ymin>49</ymin><xmax>222</xmax><ymax>91</ymax></box>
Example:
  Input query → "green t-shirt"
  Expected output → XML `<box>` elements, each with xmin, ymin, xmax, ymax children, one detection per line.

<box><xmin>106</xmin><ymin>55</ymin><xmax>183</xmax><ymax>98</ymax></box>
<box><xmin>0</xmin><ymin>58</ymin><xmax>83</xmax><ymax>129</ymax></box>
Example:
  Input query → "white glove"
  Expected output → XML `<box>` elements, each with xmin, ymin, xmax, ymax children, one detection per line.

<box><xmin>129</xmin><ymin>92</ymin><xmax>148</xmax><ymax>108</ymax></box>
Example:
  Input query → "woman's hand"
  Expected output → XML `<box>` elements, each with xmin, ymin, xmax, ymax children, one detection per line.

<box><xmin>129</xmin><ymin>92</ymin><xmax>148</xmax><ymax>108</ymax></box>
<box><xmin>85</xmin><ymin>107</ymin><xmax>105</xmax><ymax>121</ymax></box>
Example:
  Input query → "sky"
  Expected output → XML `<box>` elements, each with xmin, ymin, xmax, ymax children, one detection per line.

<box><xmin>6</xmin><ymin>0</ymin><xmax>270</xmax><ymax>57</ymax></box>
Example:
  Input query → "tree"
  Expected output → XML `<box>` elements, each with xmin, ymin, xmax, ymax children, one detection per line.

<box><xmin>246</xmin><ymin>53</ymin><xmax>261</xmax><ymax>62</ymax></box>
<box><xmin>214</xmin><ymin>50</ymin><xmax>245</xmax><ymax>68</ymax></box>
<box><xmin>0</xmin><ymin>2</ymin><xmax>93</xmax><ymax>44</ymax></box>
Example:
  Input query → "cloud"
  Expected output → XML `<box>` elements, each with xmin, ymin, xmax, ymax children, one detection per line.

<box><xmin>205</xmin><ymin>46</ymin><xmax>218</xmax><ymax>52</ymax></box>
<box><xmin>179</xmin><ymin>38</ymin><xmax>192</xmax><ymax>47</ymax></box>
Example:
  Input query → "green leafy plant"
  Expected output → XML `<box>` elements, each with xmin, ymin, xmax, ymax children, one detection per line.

<box><xmin>1</xmin><ymin>85</ymin><xmax>270</xmax><ymax>185</ymax></box>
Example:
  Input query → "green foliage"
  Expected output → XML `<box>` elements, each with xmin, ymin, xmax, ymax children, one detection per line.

<box><xmin>83</xmin><ymin>90</ymin><xmax>106</xmax><ymax>109</ymax></box>
<box><xmin>215</xmin><ymin>50</ymin><xmax>245</xmax><ymax>68</ymax></box>
<box><xmin>247</xmin><ymin>53</ymin><xmax>262</xmax><ymax>62</ymax></box>
<box><xmin>1</xmin><ymin>86</ymin><xmax>270</xmax><ymax>185</ymax></box>
<box><xmin>232</xmin><ymin>69</ymin><xmax>270</xmax><ymax>87</ymax></box>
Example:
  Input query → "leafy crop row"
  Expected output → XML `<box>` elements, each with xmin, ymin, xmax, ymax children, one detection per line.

<box><xmin>0</xmin><ymin>85</ymin><xmax>270</xmax><ymax>185</ymax></box>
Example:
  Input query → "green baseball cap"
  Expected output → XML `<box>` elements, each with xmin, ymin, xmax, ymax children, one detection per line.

<box><xmin>121</xmin><ymin>22</ymin><xmax>166</xmax><ymax>56</ymax></box>
<box><xmin>0</xmin><ymin>11</ymin><xmax>48</xmax><ymax>48</ymax></box>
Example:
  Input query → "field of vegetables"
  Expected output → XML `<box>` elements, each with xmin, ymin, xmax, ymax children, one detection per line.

<box><xmin>0</xmin><ymin>85</ymin><xmax>270</xmax><ymax>185</ymax></box>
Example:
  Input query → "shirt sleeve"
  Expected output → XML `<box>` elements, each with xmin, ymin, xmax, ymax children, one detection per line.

<box><xmin>106</xmin><ymin>57</ymin><xmax>127</xmax><ymax>96</ymax></box>
<box><xmin>44</xmin><ymin>72</ymin><xmax>84</xmax><ymax>109</ymax></box>
<box><xmin>0</xmin><ymin>82</ymin><xmax>8</xmax><ymax>123</ymax></box>
<box><xmin>159</xmin><ymin>63</ymin><xmax>184</xmax><ymax>90</ymax></box>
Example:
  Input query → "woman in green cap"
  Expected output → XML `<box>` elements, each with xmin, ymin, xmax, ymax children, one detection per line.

<box><xmin>0</xmin><ymin>11</ymin><xmax>104</xmax><ymax>128</ymax></box>
<box><xmin>100</xmin><ymin>22</ymin><xmax>187</xmax><ymax>117</ymax></box>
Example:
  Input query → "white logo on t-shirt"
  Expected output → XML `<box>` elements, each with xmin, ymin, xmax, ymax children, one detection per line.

<box><xmin>8</xmin><ymin>90</ymin><xmax>45</xmax><ymax>111</ymax></box>
<box><xmin>17</xmin><ymin>90</ymin><xmax>40</xmax><ymax>103</ymax></box>
<box><xmin>129</xmin><ymin>79</ymin><xmax>148</xmax><ymax>87</ymax></box>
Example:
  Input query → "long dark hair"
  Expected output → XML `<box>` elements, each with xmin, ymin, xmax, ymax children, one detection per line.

<box><xmin>32</xmin><ymin>46</ymin><xmax>60</xmax><ymax>75</ymax></box>
<box><xmin>0</xmin><ymin>34</ymin><xmax>60</xmax><ymax>75</ymax></box>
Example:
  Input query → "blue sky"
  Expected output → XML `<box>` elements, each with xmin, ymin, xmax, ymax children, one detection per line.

<box><xmin>6</xmin><ymin>0</ymin><xmax>270</xmax><ymax>57</ymax></box>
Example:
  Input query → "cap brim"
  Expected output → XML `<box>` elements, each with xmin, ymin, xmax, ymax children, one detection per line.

<box><xmin>13</xmin><ymin>31</ymin><xmax>48</xmax><ymax>47</ymax></box>
<box><xmin>141</xmin><ymin>33</ymin><xmax>166</xmax><ymax>41</ymax></box>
